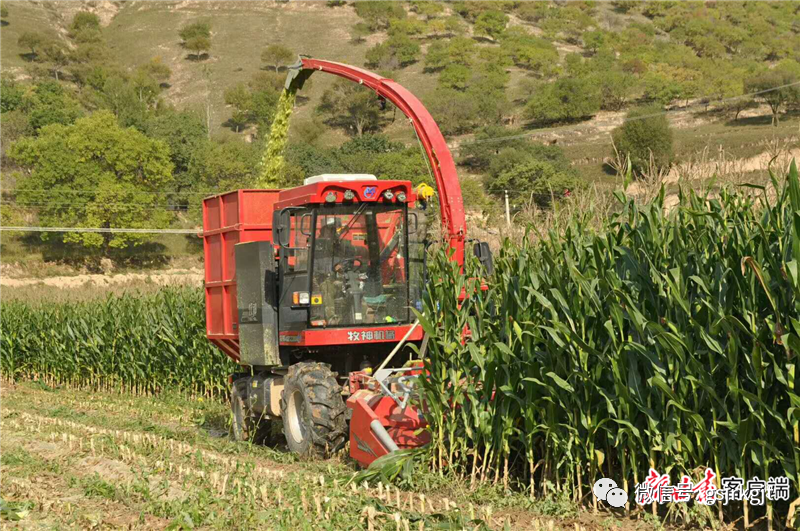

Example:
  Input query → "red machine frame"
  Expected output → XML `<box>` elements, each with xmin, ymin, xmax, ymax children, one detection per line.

<box><xmin>203</xmin><ymin>58</ymin><xmax>475</xmax><ymax>467</ymax></box>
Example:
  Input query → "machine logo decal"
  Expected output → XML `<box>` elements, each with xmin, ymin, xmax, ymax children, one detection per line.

<box><xmin>347</xmin><ymin>330</ymin><xmax>396</xmax><ymax>342</ymax></box>
<box><xmin>279</xmin><ymin>333</ymin><xmax>301</xmax><ymax>343</ymax></box>
<box><xmin>354</xmin><ymin>434</ymin><xmax>378</xmax><ymax>457</ymax></box>
<box><xmin>363</xmin><ymin>186</ymin><xmax>378</xmax><ymax>199</ymax></box>
<box><xmin>245</xmin><ymin>302</ymin><xmax>258</xmax><ymax>322</ymax></box>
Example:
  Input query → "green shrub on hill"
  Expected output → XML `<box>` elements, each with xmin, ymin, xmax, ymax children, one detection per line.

<box><xmin>611</xmin><ymin>104</ymin><xmax>674</xmax><ymax>175</ymax></box>
<box><xmin>524</xmin><ymin>76</ymin><xmax>601</xmax><ymax>125</ymax></box>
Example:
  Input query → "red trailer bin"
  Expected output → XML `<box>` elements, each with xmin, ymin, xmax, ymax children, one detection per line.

<box><xmin>202</xmin><ymin>189</ymin><xmax>280</xmax><ymax>361</ymax></box>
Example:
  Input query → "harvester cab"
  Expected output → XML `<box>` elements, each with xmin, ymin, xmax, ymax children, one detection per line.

<box><xmin>202</xmin><ymin>57</ymin><xmax>492</xmax><ymax>465</ymax></box>
<box><xmin>272</xmin><ymin>174</ymin><xmax>424</xmax><ymax>333</ymax></box>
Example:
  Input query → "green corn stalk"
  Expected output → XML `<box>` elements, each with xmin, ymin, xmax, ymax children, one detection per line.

<box><xmin>1</xmin><ymin>287</ymin><xmax>234</xmax><ymax>398</ymax></box>
<box><xmin>416</xmin><ymin>160</ymin><xmax>800</xmax><ymax>527</ymax></box>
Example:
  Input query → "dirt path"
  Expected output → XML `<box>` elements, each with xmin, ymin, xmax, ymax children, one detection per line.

<box><xmin>0</xmin><ymin>267</ymin><xmax>204</xmax><ymax>289</ymax></box>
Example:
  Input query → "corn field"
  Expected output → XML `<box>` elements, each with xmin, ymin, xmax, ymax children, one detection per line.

<box><xmin>0</xmin><ymin>287</ymin><xmax>233</xmax><ymax>398</ymax></box>
<box><xmin>417</xmin><ymin>163</ymin><xmax>800</xmax><ymax>528</ymax></box>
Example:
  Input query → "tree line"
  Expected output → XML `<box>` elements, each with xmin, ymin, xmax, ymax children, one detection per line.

<box><xmin>3</xmin><ymin>1</ymin><xmax>800</xmax><ymax>260</ymax></box>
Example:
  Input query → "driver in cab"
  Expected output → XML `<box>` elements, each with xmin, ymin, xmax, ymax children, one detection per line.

<box><xmin>313</xmin><ymin>217</ymin><xmax>368</xmax><ymax>324</ymax></box>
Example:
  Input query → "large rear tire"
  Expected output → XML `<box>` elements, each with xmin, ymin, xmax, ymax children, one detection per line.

<box><xmin>280</xmin><ymin>362</ymin><xmax>347</xmax><ymax>457</ymax></box>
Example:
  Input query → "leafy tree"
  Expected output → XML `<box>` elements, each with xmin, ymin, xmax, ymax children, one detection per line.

<box><xmin>224</xmin><ymin>82</ymin><xmax>253</xmax><ymax>132</ymax></box>
<box><xmin>477</xmin><ymin>46</ymin><xmax>513</xmax><ymax>69</ymax></box>
<box><xmin>582</xmin><ymin>29</ymin><xmax>607</xmax><ymax>54</ymax></box>
<box><xmin>0</xmin><ymin>110</ymin><xmax>30</xmax><ymax>159</ymax></box>
<box><xmin>479</xmin><ymin>141</ymin><xmax>581</xmax><ymax>205</ymax></box>
<box><xmin>350</xmin><ymin>22</ymin><xmax>371</xmax><ymax>44</ymax></box>
<box><xmin>337</xmin><ymin>133</ymin><xmax>404</xmax><ymax>156</ymax></box>
<box><xmin>145</xmin><ymin>109</ymin><xmax>207</xmax><ymax>176</ymax></box>
<box><xmin>411</xmin><ymin>1</ymin><xmax>444</xmax><ymax>19</ymax></box>
<box><xmin>1</xmin><ymin>78</ymin><xmax>24</xmax><ymax>113</ymax></box>
<box><xmin>611</xmin><ymin>105</ymin><xmax>673</xmax><ymax>175</ymax></box>
<box><xmin>641</xmin><ymin>70</ymin><xmax>684</xmax><ymax>105</ymax></box>
<box><xmin>611</xmin><ymin>1</ymin><xmax>638</xmax><ymax>13</ymax></box>
<box><xmin>188</xmin><ymin>137</ymin><xmax>260</xmax><ymax>192</ymax></box>
<box><xmin>459</xmin><ymin>177</ymin><xmax>490</xmax><ymax>210</ymax></box>
<box><xmin>745</xmin><ymin>60</ymin><xmax>800</xmax><ymax>125</ymax></box>
<box><xmin>388</xmin><ymin>18</ymin><xmax>426</xmax><ymax>37</ymax></box>
<box><xmin>179</xmin><ymin>21</ymin><xmax>212</xmax><ymax>59</ymax></box>
<box><xmin>69</xmin><ymin>11</ymin><xmax>102</xmax><ymax>43</ymax></box>
<box><xmin>140</xmin><ymin>57</ymin><xmax>172</xmax><ymax>85</ymax></box>
<box><xmin>68</xmin><ymin>42</ymin><xmax>110</xmax><ymax>86</ymax></box>
<box><xmin>26</xmin><ymin>80</ymin><xmax>83</xmax><ymax>131</ymax></box>
<box><xmin>361</xmin><ymin>148</ymin><xmax>431</xmax><ymax>187</ymax></box>
<box><xmin>179</xmin><ymin>20</ymin><xmax>211</xmax><ymax>41</ymax></box>
<box><xmin>261</xmin><ymin>44</ymin><xmax>294</xmax><ymax>72</ymax></box>
<box><xmin>424</xmin><ymin>37</ymin><xmax>476</xmax><ymax>71</ymax></box>
<box><xmin>286</xmin><ymin>143</ymin><xmax>344</xmax><ymax>178</ymax></box>
<box><xmin>290</xmin><ymin>120</ymin><xmax>326</xmax><ymax>146</ymax></box>
<box><xmin>70</xmin><ymin>11</ymin><xmax>100</xmax><ymax>32</ymax></box>
<box><xmin>500</xmin><ymin>28</ymin><xmax>558</xmax><ymax>76</ymax></box>
<box><xmin>426</xmin><ymin>17</ymin><xmax>460</xmax><ymax>38</ymax></box>
<box><xmin>354</xmin><ymin>1</ymin><xmax>405</xmax><ymax>31</ymax></box>
<box><xmin>524</xmin><ymin>77</ymin><xmax>600</xmax><ymax>124</ymax></box>
<box><xmin>489</xmin><ymin>159</ymin><xmax>582</xmax><ymax>206</ymax></box>
<box><xmin>100</xmin><ymin>75</ymin><xmax>148</xmax><ymax>129</ymax></box>
<box><xmin>594</xmin><ymin>69</ymin><xmax>637</xmax><ymax>111</ymax></box>
<box><xmin>427</xmin><ymin>87</ymin><xmax>479</xmax><ymax>135</ymax></box>
<box><xmin>516</xmin><ymin>2</ymin><xmax>548</xmax><ymax>23</ymax></box>
<box><xmin>131</xmin><ymin>69</ymin><xmax>160</xmax><ymax>105</ymax></box>
<box><xmin>334</xmin><ymin>136</ymin><xmax>430</xmax><ymax>187</ymax></box>
<box><xmin>438</xmin><ymin>64</ymin><xmax>470</xmax><ymax>91</ymax></box>
<box><xmin>18</xmin><ymin>31</ymin><xmax>44</xmax><ymax>58</ymax></box>
<box><xmin>185</xmin><ymin>36</ymin><xmax>211</xmax><ymax>60</ymax></box>
<box><xmin>128</xmin><ymin>59</ymin><xmax>171</xmax><ymax>106</ymax></box>
<box><xmin>41</xmin><ymin>40</ymin><xmax>70</xmax><ymax>80</ymax></box>
<box><xmin>251</xmin><ymin>88</ymin><xmax>280</xmax><ymax>136</ymax></box>
<box><xmin>453</xmin><ymin>1</ymin><xmax>515</xmax><ymax>21</ymax></box>
<box><xmin>317</xmin><ymin>79</ymin><xmax>386</xmax><ymax>136</ymax></box>
<box><xmin>249</xmin><ymin>71</ymin><xmax>283</xmax><ymax>93</ymax></box>
<box><xmin>8</xmin><ymin>111</ymin><xmax>174</xmax><ymax>250</ymax></box>
<box><xmin>424</xmin><ymin>41</ymin><xmax>450</xmax><ymax>71</ymax></box>
<box><xmin>365</xmin><ymin>35</ymin><xmax>420</xmax><ymax>69</ymax></box>
<box><xmin>474</xmin><ymin>10</ymin><xmax>507</xmax><ymax>41</ymax></box>
<box><xmin>459</xmin><ymin>125</ymin><xmax>530</xmax><ymax>170</ymax></box>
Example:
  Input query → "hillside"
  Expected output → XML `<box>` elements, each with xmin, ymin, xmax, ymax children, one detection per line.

<box><xmin>3</xmin><ymin>1</ymin><xmax>798</xmax><ymax>147</ymax></box>
<box><xmin>1</xmin><ymin>0</ymin><xmax>800</xmax><ymax>273</ymax></box>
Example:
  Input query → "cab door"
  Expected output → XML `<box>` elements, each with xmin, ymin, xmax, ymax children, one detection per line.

<box><xmin>274</xmin><ymin>208</ymin><xmax>313</xmax><ymax>332</ymax></box>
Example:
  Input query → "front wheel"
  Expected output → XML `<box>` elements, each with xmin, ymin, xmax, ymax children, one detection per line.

<box><xmin>230</xmin><ymin>379</ymin><xmax>272</xmax><ymax>444</ymax></box>
<box><xmin>280</xmin><ymin>362</ymin><xmax>347</xmax><ymax>456</ymax></box>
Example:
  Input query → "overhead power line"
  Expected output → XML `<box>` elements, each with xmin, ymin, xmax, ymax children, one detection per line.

<box><xmin>0</xmin><ymin>200</ymin><xmax>188</xmax><ymax>210</ymax></box>
<box><xmin>0</xmin><ymin>227</ymin><xmax>198</xmax><ymax>235</ymax></box>
<box><xmin>4</xmin><ymin>188</ymin><xmax>221</xmax><ymax>196</ymax></box>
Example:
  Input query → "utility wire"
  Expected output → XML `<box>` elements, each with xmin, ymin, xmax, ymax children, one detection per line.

<box><xmin>2</xmin><ymin>118</ymin><xmax>787</xmax><ymax>208</ymax></box>
<box><xmin>0</xmin><ymin>200</ymin><xmax>188</xmax><ymax>210</ymax></box>
<box><xmin>0</xmin><ymin>226</ymin><xmax>198</xmax><ymax>234</ymax></box>
<box><xmin>2</xmin><ymin>188</ymin><xmax>221</xmax><ymax>196</ymax></box>
<box><xmin>448</xmin><ymin>79</ymin><xmax>800</xmax><ymax>151</ymax></box>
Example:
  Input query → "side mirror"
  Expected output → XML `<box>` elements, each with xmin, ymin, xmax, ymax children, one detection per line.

<box><xmin>473</xmin><ymin>241</ymin><xmax>494</xmax><ymax>276</ymax></box>
<box><xmin>272</xmin><ymin>209</ymin><xmax>291</xmax><ymax>247</ymax></box>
